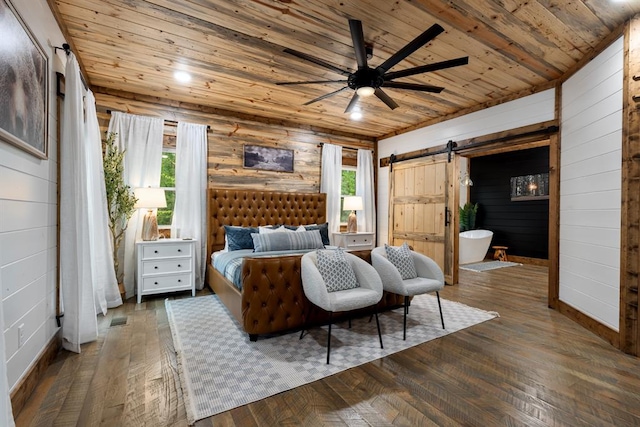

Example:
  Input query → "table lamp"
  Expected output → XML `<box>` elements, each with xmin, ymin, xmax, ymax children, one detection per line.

<box><xmin>343</xmin><ymin>196</ymin><xmax>363</xmax><ymax>234</ymax></box>
<box><xmin>134</xmin><ymin>187</ymin><xmax>167</xmax><ymax>241</ymax></box>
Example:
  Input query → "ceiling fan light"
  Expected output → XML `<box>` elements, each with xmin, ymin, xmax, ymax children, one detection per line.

<box><xmin>356</xmin><ymin>86</ymin><xmax>375</xmax><ymax>97</ymax></box>
<box><xmin>350</xmin><ymin>110</ymin><xmax>363</xmax><ymax>120</ymax></box>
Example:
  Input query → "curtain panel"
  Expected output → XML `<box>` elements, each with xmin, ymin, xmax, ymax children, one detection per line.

<box><xmin>107</xmin><ymin>112</ymin><xmax>163</xmax><ymax>299</ymax></box>
<box><xmin>171</xmin><ymin>122</ymin><xmax>208</xmax><ymax>289</ymax></box>
<box><xmin>356</xmin><ymin>149</ymin><xmax>376</xmax><ymax>243</ymax></box>
<box><xmin>60</xmin><ymin>53</ymin><xmax>121</xmax><ymax>353</ymax></box>
<box><xmin>320</xmin><ymin>143</ymin><xmax>342</xmax><ymax>243</ymax></box>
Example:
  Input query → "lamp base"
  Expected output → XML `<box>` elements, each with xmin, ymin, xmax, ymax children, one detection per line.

<box><xmin>347</xmin><ymin>211</ymin><xmax>358</xmax><ymax>233</ymax></box>
<box><xmin>141</xmin><ymin>210</ymin><xmax>159</xmax><ymax>241</ymax></box>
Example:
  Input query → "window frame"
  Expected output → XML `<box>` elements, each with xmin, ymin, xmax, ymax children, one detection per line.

<box><xmin>157</xmin><ymin>148</ymin><xmax>176</xmax><ymax>230</ymax></box>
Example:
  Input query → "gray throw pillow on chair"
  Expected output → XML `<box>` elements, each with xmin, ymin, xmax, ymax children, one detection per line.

<box><xmin>385</xmin><ymin>242</ymin><xmax>418</xmax><ymax>279</ymax></box>
<box><xmin>317</xmin><ymin>248</ymin><xmax>359</xmax><ymax>292</ymax></box>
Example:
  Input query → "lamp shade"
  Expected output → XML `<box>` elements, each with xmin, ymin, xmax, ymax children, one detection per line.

<box><xmin>343</xmin><ymin>195</ymin><xmax>363</xmax><ymax>211</ymax></box>
<box><xmin>134</xmin><ymin>187</ymin><xmax>167</xmax><ymax>209</ymax></box>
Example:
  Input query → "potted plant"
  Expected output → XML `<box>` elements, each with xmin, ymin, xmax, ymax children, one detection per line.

<box><xmin>459</xmin><ymin>202</ymin><xmax>478</xmax><ymax>232</ymax></box>
<box><xmin>103</xmin><ymin>132</ymin><xmax>137</xmax><ymax>295</ymax></box>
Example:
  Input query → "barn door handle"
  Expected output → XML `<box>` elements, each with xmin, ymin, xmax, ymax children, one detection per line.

<box><xmin>444</xmin><ymin>206</ymin><xmax>451</xmax><ymax>227</ymax></box>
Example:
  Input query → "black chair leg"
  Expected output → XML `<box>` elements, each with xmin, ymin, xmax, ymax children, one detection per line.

<box><xmin>300</xmin><ymin>304</ymin><xmax>311</xmax><ymax>340</ymax></box>
<box><xmin>403</xmin><ymin>295</ymin><xmax>409</xmax><ymax>340</ymax></box>
<box><xmin>374</xmin><ymin>309</ymin><xmax>383</xmax><ymax>349</ymax></box>
<box><xmin>327</xmin><ymin>312</ymin><xmax>333</xmax><ymax>364</ymax></box>
<box><xmin>436</xmin><ymin>291</ymin><xmax>445</xmax><ymax>329</ymax></box>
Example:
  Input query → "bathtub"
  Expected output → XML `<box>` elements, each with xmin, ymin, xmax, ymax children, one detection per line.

<box><xmin>459</xmin><ymin>230</ymin><xmax>493</xmax><ymax>265</ymax></box>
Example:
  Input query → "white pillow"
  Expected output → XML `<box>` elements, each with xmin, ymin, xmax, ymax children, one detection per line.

<box><xmin>259</xmin><ymin>225</ymin><xmax>292</xmax><ymax>234</ymax></box>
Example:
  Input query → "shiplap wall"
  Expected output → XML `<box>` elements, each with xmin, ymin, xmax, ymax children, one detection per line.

<box><xmin>377</xmin><ymin>89</ymin><xmax>556</xmax><ymax>245</ymax></box>
<box><xmin>559</xmin><ymin>37</ymin><xmax>623</xmax><ymax>331</ymax></box>
<box><xmin>0</xmin><ymin>0</ymin><xmax>65</xmax><ymax>390</ymax></box>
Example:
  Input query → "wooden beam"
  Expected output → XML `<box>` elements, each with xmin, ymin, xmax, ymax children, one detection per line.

<box><xmin>91</xmin><ymin>86</ymin><xmax>375</xmax><ymax>143</ymax></box>
<box><xmin>379</xmin><ymin>120</ymin><xmax>559</xmax><ymax>167</ymax></box>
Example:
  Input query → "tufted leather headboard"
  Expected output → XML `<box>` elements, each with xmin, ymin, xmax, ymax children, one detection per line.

<box><xmin>207</xmin><ymin>188</ymin><xmax>327</xmax><ymax>260</ymax></box>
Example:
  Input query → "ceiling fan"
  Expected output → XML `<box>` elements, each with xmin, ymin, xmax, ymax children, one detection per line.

<box><xmin>276</xmin><ymin>19</ymin><xmax>469</xmax><ymax>113</ymax></box>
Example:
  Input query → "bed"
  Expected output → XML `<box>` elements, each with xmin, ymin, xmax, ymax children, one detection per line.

<box><xmin>206</xmin><ymin>188</ymin><xmax>405</xmax><ymax>340</ymax></box>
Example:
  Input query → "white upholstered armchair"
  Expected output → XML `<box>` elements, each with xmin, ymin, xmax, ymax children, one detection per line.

<box><xmin>371</xmin><ymin>246</ymin><xmax>445</xmax><ymax>340</ymax></box>
<box><xmin>300</xmin><ymin>250</ymin><xmax>384</xmax><ymax>364</ymax></box>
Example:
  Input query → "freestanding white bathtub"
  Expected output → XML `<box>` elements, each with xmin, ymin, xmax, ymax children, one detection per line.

<box><xmin>459</xmin><ymin>230</ymin><xmax>493</xmax><ymax>265</ymax></box>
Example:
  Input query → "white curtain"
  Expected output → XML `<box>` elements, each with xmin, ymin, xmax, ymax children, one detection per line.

<box><xmin>171</xmin><ymin>122</ymin><xmax>208</xmax><ymax>289</ymax></box>
<box><xmin>1</xmin><ymin>284</ymin><xmax>15</xmax><ymax>427</ymax></box>
<box><xmin>320</xmin><ymin>143</ymin><xmax>342</xmax><ymax>243</ymax></box>
<box><xmin>60</xmin><ymin>53</ymin><xmax>121</xmax><ymax>353</ymax></box>
<box><xmin>356</xmin><ymin>149</ymin><xmax>376</xmax><ymax>241</ymax></box>
<box><xmin>107</xmin><ymin>112</ymin><xmax>163</xmax><ymax>299</ymax></box>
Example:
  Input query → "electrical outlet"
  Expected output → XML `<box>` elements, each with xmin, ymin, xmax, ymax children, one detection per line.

<box><xmin>18</xmin><ymin>324</ymin><xmax>25</xmax><ymax>348</ymax></box>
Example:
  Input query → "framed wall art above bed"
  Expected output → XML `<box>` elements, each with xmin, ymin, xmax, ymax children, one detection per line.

<box><xmin>243</xmin><ymin>144</ymin><xmax>294</xmax><ymax>172</ymax></box>
<box><xmin>0</xmin><ymin>0</ymin><xmax>48</xmax><ymax>159</ymax></box>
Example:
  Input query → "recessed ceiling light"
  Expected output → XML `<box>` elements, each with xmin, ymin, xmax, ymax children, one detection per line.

<box><xmin>174</xmin><ymin>71</ymin><xmax>191</xmax><ymax>83</ymax></box>
<box><xmin>350</xmin><ymin>109</ymin><xmax>363</xmax><ymax>120</ymax></box>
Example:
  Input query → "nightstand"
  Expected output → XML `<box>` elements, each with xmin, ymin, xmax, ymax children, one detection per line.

<box><xmin>332</xmin><ymin>232</ymin><xmax>375</xmax><ymax>251</ymax></box>
<box><xmin>136</xmin><ymin>238</ymin><xmax>196</xmax><ymax>303</ymax></box>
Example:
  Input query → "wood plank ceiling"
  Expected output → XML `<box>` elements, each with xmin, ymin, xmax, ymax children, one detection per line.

<box><xmin>50</xmin><ymin>0</ymin><xmax>640</xmax><ymax>138</ymax></box>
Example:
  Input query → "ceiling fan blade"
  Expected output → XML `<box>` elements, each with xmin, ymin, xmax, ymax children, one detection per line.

<box><xmin>376</xmin><ymin>23</ymin><xmax>445</xmax><ymax>74</ymax></box>
<box><xmin>283</xmin><ymin>48</ymin><xmax>351</xmax><ymax>76</ymax></box>
<box><xmin>303</xmin><ymin>87</ymin><xmax>350</xmax><ymax>106</ymax></box>
<box><xmin>349</xmin><ymin>19</ymin><xmax>368</xmax><ymax>69</ymax></box>
<box><xmin>344</xmin><ymin>93</ymin><xmax>360</xmax><ymax>113</ymax></box>
<box><xmin>384</xmin><ymin>56</ymin><xmax>469</xmax><ymax>80</ymax></box>
<box><xmin>383</xmin><ymin>81</ymin><xmax>444</xmax><ymax>93</ymax></box>
<box><xmin>374</xmin><ymin>88</ymin><xmax>399</xmax><ymax>110</ymax></box>
<box><xmin>276</xmin><ymin>80</ymin><xmax>348</xmax><ymax>86</ymax></box>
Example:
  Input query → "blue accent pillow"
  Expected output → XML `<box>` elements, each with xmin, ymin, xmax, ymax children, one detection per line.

<box><xmin>223</xmin><ymin>225</ymin><xmax>258</xmax><ymax>251</ymax></box>
<box><xmin>252</xmin><ymin>230</ymin><xmax>324</xmax><ymax>252</ymax></box>
<box><xmin>284</xmin><ymin>222</ymin><xmax>330</xmax><ymax>246</ymax></box>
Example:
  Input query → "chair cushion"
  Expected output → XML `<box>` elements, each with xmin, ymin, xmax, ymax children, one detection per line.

<box><xmin>385</xmin><ymin>243</ymin><xmax>418</xmax><ymax>279</ymax></box>
<box><xmin>317</xmin><ymin>248</ymin><xmax>359</xmax><ymax>292</ymax></box>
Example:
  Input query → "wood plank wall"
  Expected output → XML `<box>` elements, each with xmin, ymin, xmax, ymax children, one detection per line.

<box><xmin>93</xmin><ymin>90</ymin><xmax>374</xmax><ymax>193</ymax></box>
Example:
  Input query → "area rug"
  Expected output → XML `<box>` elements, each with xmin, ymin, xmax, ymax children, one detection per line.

<box><xmin>165</xmin><ymin>294</ymin><xmax>499</xmax><ymax>424</ymax></box>
<box><xmin>460</xmin><ymin>260</ymin><xmax>522</xmax><ymax>272</ymax></box>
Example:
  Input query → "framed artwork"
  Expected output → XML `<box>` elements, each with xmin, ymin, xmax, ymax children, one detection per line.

<box><xmin>0</xmin><ymin>0</ymin><xmax>48</xmax><ymax>159</ymax></box>
<box><xmin>243</xmin><ymin>144</ymin><xmax>294</xmax><ymax>173</ymax></box>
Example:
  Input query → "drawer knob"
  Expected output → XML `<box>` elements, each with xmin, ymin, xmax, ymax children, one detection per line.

<box><xmin>178</xmin><ymin>279</ymin><xmax>182</xmax><ymax>283</ymax></box>
<box><xmin>154</xmin><ymin>250</ymin><xmax>158</xmax><ymax>253</ymax></box>
<box><xmin>154</xmin><ymin>281</ymin><xmax>158</xmax><ymax>285</ymax></box>
<box><xmin>154</xmin><ymin>266</ymin><xmax>158</xmax><ymax>269</ymax></box>
<box><xmin>178</xmin><ymin>249</ymin><xmax>182</xmax><ymax>252</ymax></box>
<box><xmin>178</xmin><ymin>264</ymin><xmax>182</xmax><ymax>268</ymax></box>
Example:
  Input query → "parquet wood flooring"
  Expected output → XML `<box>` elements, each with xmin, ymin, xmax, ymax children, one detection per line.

<box><xmin>14</xmin><ymin>264</ymin><xmax>640</xmax><ymax>426</ymax></box>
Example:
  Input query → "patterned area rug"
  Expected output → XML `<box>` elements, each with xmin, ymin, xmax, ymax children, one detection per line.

<box><xmin>460</xmin><ymin>260</ymin><xmax>522</xmax><ymax>272</ymax></box>
<box><xmin>166</xmin><ymin>294</ymin><xmax>499</xmax><ymax>424</ymax></box>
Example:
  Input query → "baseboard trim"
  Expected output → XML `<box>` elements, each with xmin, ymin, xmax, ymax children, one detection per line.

<box><xmin>508</xmin><ymin>255</ymin><xmax>548</xmax><ymax>266</ymax></box>
<box><xmin>10</xmin><ymin>332</ymin><xmax>61</xmax><ymax>417</ymax></box>
<box><xmin>558</xmin><ymin>301</ymin><xmax>620</xmax><ymax>348</ymax></box>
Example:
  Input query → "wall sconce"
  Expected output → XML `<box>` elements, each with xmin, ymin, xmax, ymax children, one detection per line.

<box><xmin>460</xmin><ymin>171</ymin><xmax>473</xmax><ymax>186</ymax></box>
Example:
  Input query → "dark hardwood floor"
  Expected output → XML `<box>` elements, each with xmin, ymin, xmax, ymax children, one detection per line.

<box><xmin>15</xmin><ymin>264</ymin><xmax>640</xmax><ymax>426</ymax></box>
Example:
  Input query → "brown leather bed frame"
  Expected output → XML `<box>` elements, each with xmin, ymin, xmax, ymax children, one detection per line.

<box><xmin>205</xmin><ymin>188</ymin><xmax>404</xmax><ymax>340</ymax></box>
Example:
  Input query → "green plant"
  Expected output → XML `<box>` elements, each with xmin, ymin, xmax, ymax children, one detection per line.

<box><xmin>459</xmin><ymin>202</ymin><xmax>478</xmax><ymax>232</ymax></box>
<box><xmin>103</xmin><ymin>132</ymin><xmax>137</xmax><ymax>283</ymax></box>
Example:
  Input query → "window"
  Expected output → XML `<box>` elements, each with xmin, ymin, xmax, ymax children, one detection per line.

<box><xmin>158</xmin><ymin>150</ymin><xmax>176</xmax><ymax>228</ymax></box>
<box><xmin>340</xmin><ymin>167</ymin><xmax>356</xmax><ymax>223</ymax></box>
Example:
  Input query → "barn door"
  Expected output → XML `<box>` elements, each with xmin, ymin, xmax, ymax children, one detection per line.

<box><xmin>389</xmin><ymin>154</ymin><xmax>459</xmax><ymax>284</ymax></box>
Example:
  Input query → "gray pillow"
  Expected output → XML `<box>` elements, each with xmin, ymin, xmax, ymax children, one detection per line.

<box><xmin>385</xmin><ymin>243</ymin><xmax>417</xmax><ymax>279</ymax></box>
<box><xmin>252</xmin><ymin>229</ymin><xmax>324</xmax><ymax>252</ymax></box>
<box><xmin>317</xmin><ymin>248</ymin><xmax>359</xmax><ymax>292</ymax></box>
<box><xmin>284</xmin><ymin>222</ymin><xmax>330</xmax><ymax>246</ymax></box>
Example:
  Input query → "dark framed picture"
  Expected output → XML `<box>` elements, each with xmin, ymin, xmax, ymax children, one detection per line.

<box><xmin>243</xmin><ymin>144</ymin><xmax>294</xmax><ymax>173</ymax></box>
<box><xmin>0</xmin><ymin>0</ymin><xmax>48</xmax><ymax>159</ymax></box>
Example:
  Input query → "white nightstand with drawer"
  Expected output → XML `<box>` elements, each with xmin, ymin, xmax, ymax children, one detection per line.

<box><xmin>136</xmin><ymin>238</ymin><xmax>196</xmax><ymax>303</ymax></box>
<box><xmin>332</xmin><ymin>232</ymin><xmax>375</xmax><ymax>251</ymax></box>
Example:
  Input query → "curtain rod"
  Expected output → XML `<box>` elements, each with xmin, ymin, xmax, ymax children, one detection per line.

<box><xmin>105</xmin><ymin>110</ymin><xmax>210</xmax><ymax>129</ymax></box>
<box><xmin>54</xmin><ymin>43</ymin><xmax>88</xmax><ymax>91</ymax></box>
<box><xmin>317</xmin><ymin>142</ymin><xmax>373</xmax><ymax>152</ymax></box>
